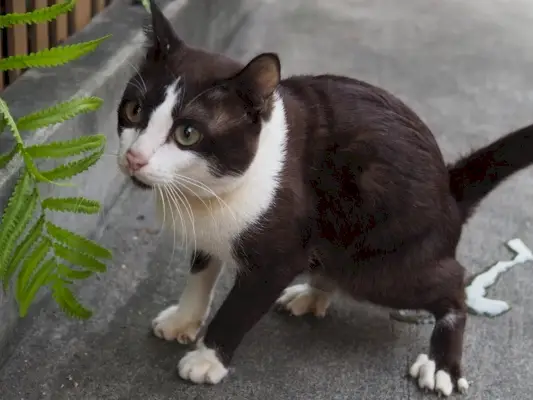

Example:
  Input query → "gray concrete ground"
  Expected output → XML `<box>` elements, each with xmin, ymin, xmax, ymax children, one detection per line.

<box><xmin>2</xmin><ymin>0</ymin><xmax>533</xmax><ymax>398</ymax></box>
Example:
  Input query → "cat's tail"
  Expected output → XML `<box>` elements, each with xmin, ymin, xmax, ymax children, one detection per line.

<box><xmin>448</xmin><ymin>123</ymin><xmax>533</xmax><ymax>221</ymax></box>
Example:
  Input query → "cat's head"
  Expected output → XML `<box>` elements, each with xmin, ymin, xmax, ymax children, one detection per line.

<box><xmin>116</xmin><ymin>0</ymin><xmax>282</xmax><ymax>198</ymax></box>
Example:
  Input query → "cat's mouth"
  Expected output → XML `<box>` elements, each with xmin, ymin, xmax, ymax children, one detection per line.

<box><xmin>131</xmin><ymin>176</ymin><xmax>152</xmax><ymax>190</ymax></box>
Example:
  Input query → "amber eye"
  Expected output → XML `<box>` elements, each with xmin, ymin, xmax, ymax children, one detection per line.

<box><xmin>174</xmin><ymin>124</ymin><xmax>202</xmax><ymax>146</ymax></box>
<box><xmin>123</xmin><ymin>100</ymin><xmax>142</xmax><ymax>123</ymax></box>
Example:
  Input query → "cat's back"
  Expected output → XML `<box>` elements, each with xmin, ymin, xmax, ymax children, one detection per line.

<box><xmin>280</xmin><ymin>73</ymin><xmax>447</xmax><ymax>178</ymax></box>
<box><xmin>278</xmin><ymin>73</ymin><xmax>453</xmax><ymax>242</ymax></box>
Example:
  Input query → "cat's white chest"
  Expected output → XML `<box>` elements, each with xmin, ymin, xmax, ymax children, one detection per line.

<box><xmin>157</xmin><ymin>192</ymin><xmax>261</xmax><ymax>265</ymax></box>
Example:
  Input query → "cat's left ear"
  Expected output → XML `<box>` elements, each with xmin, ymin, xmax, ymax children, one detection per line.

<box><xmin>145</xmin><ymin>0</ymin><xmax>184</xmax><ymax>60</ymax></box>
<box><xmin>234</xmin><ymin>53</ymin><xmax>281</xmax><ymax>100</ymax></box>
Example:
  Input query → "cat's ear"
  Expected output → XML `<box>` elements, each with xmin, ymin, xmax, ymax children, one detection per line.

<box><xmin>234</xmin><ymin>53</ymin><xmax>281</xmax><ymax>99</ymax></box>
<box><xmin>145</xmin><ymin>0</ymin><xmax>184</xmax><ymax>60</ymax></box>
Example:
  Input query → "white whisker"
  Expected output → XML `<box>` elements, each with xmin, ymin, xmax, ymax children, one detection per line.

<box><xmin>126</xmin><ymin>60</ymin><xmax>147</xmax><ymax>94</ymax></box>
<box><xmin>170</xmin><ymin>180</ymin><xmax>217</xmax><ymax>229</ymax></box>
<box><xmin>172</xmin><ymin>175</ymin><xmax>238</xmax><ymax>224</ymax></box>
<box><xmin>155</xmin><ymin>186</ymin><xmax>167</xmax><ymax>232</ymax></box>
<box><xmin>161</xmin><ymin>185</ymin><xmax>185</xmax><ymax>267</ymax></box>
<box><xmin>168</xmin><ymin>183</ymin><xmax>198</xmax><ymax>260</ymax></box>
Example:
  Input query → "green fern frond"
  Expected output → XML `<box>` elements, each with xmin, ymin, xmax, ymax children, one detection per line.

<box><xmin>51</xmin><ymin>281</ymin><xmax>92</xmax><ymax>319</ymax></box>
<box><xmin>46</xmin><ymin>222</ymin><xmax>112</xmax><ymax>259</ymax></box>
<box><xmin>57</xmin><ymin>264</ymin><xmax>93</xmax><ymax>280</ymax></box>
<box><xmin>15</xmin><ymin>238</ymin><xmax>51</xmax><ymax>303</ymax></box>
<box><xmin>0</xmin><ymin>0</ymin><xmax>75</xmax><ymax>28</ymax></box>
<box><xmin>3</xmin><ymin>217</ymin><xmax>45</xmax><ymax>290</ymax></box>
<box><xmin>20</xmin><ymin>152</ymin><xmax>68</xmax><ymax>186</ymax></box>
<box><xmin>40</xmin><ymin>146</ymin><xmax>104</xmax><ymax>181</ymax></box>
<box><xmin>0</xmin><ymin>98</ymin><xmax>24</xmax><ymax>146</ymax></box>
<box><xmin>42</xmin><ymin>197</ymin><xmax>100</xmax><ymax>214</ymax></box>
<box><xmin>0</xmin><ymin>36</ymin><xmax>111</xmax><ymax>71</ymax></box>
<box><xmin>141</xmin><ymin>0</ymin><xmax>151</xmax><ymax>13</ymax></box>
<box><xmin>53</xmin><ymin>243</ymin><xmax>106</xmax><ymax>272</ymax></box>
<box><xmin>18</xmin><ymin>258</ymin><xmax>56</xmax><ymax>317</ymax></box>
<box><xmin>0</xmin><ymin>5</ymin><xmax>112</xmax><ymax>319</ymax></box>
<box><xmin>1</xmin><ymin>187</ymin><xmax>40</xmax><ymax>275</ymax></box>
<box><xmin>0</xmin><ymin>173</ymin><xmax>36</xmax><ymax>277</ymax></box>
<box><xmin>0</xmin><ymin>146</ymin><xmax>18</xmax><ymax>169</ymax></box>
<box><xmin>18</xmin><ymin>98</ymin><xmax>103</xmax><ymax>132</ymax></box>
<box><xmin>0</xmin><ymin>99</ymin><xmax>57</xmax><ymax>184</ymax></box>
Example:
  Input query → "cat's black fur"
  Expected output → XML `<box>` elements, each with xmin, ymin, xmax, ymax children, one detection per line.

<box><xmin>120</xmin><ymin>0</ymin><xmax>533</xmax><ymax>393</ymax></box>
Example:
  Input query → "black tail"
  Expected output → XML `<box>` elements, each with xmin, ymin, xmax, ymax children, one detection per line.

<box><xmin>448</xmin><ymin>123</ymin><xmax>533</xmax><ymax>221</ymax></box>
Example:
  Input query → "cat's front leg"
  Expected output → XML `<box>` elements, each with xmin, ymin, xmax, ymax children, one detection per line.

<box><xmin>152</xmin><ymin>251</ymin><xmax>222</xmax><ymax>344</ymax></box>
<box><xmin>177</xmin><ymin>254</ymin><xmax>305</xmax><ymax>384</ymax></box>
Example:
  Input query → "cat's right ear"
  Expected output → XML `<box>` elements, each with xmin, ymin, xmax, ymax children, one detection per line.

<box><xmin>144</xmin><ymin>0</ymin><xmax>184</xmax><ymax>60</ymax></box>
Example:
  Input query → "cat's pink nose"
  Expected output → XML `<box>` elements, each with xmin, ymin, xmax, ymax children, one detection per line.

<box><xmin>125</xmin><ymin>149</ymin><xmax>148</xmax><ymax>172</ymax></box>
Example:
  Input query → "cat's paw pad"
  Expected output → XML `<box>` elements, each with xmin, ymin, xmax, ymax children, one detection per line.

<box><xmin>151</xmin><ymin>305</ymin><xmax>202</xmax><ymax>344</ymax></box>
<box><xmin>276</xmin><ymin>283</ymin><xmax>331</xmax><ymax>317</ymax></box>
<box><xmin>409</xmin><ymin>354</ymin><xmax>469</xmax><ymax>396</ymax></box>
<box><xmin>178</xmin><ymin>345</ymin><xmax>228</xmax><ymax>384</ymax></box>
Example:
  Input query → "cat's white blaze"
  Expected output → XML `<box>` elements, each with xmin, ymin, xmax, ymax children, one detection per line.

<box><xmin>159</xmin><ymin>93</ymin><xmax>288</xmax><ymax>264</ymax></box>
<box><xmin>133</xmin><ymin>80</ymin><xmax>181</xmax><ymax>160</ymax></box>
<box><xmin>117</xmin><ymin>127</ymin><xmax>138</xmax><ymax>174</ymax></box>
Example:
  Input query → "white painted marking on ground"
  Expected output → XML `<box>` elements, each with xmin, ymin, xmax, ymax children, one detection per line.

<box><xmin>465</xmin><ymin>238</ymin><xmax>533</xmax><ymax>317</ymax></box>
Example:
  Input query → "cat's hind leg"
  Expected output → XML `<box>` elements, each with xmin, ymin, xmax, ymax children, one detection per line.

<box><xmin>408</xmin><ymin>258</ymin><xmax>469</xmax><ymax>397</ymax></box>
<box><xmin>276</xmin><ymin>273</ymin><xmax>335</xmax><ymax>317</ymax></box>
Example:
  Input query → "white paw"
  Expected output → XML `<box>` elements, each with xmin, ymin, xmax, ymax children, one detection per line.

<box><xmin>276</xmin><ymin>283</ymin><xmax>331</xmax><ymax>317</ymax></box>
<box><xmin>152</xmin><ymin>305</ymin><xmax>202</xmax><ymax>344</ymax></box>
<box><xmin>178</xmin><ymin>344</ymin><xmax>228</xmax><ymax>384</ymax></box>
<box><xmin>409</xmin><ymin>354</ymin><xmax>469</xmax><ymax>396</ymax></box>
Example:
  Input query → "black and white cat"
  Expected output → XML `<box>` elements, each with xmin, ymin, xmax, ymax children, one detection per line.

<box><xmin>116</xmin><ymin>0</ymin><xmax>533</xmax><ymax>396</ymax></box>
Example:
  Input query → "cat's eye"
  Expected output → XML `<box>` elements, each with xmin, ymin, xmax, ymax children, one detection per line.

<box><xmin>174</xmin><ymin>124</ymin><xmax>202</xmax><ymax>146</ymax></box>
<box><xmin>124</xmin><ymin>100</ymin><xmax>142</xmax><ymax>123</ymax></box>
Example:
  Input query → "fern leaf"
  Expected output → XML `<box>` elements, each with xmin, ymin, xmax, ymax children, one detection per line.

<box><xmin>53</xmin><ymin>243</ymin><xmax>106</xmax><ymax>272</ymax></box>
<box><xmin>0</xmin><ymin>146</ymin><xmax>18</xmax><ymax>169</ymax></box>
<box><xmin>0</xmin><ymin>173</ymin><xmax>37</xmax><ymax>277</ymax></box>
<box><xmin>15</xmin><ymin>238</ymin><xmax>51</xmax><ymax>303</ymax></box>
<box><xmin>0</xmin><ymin>36</ymin><xmax>111</xmax><ymax>71</ymax></box>
<box><xmin>57</xmin><ymin>264</ymin><xmax>93</xmax><ymax>280</ymax></box>
<box><xmin>0</xmin><ymin>98</ymin><xmax>23</xmax><ymax>146</ymax></box>
<box><xmin>17</xmin><ymin>98</ymin><xmax>103</xmax><ymax>132</ymax></box>
<box><xmin>141</xmin><ymin>0</ymin><xmax>151</xmax><ymax>12</ymax></box>
<box><xmin>46</xmin><ymin>222</ymin><xmax>111</xmax><ymax>259</ymax></box>
<box><xmin>0</xmin><ymin>0</ymin><xmax>75</xmax><ymax>28</ymax></box>
<box><xmin>18</xmin><ymin>258</ymin><xmax>56</xmax><ymax>317</ymax></box>
<box><xmin>42</xmin><ymin>197</ymin><xmax>101</xmax><ymax>214</ymax></box>
<box><xmin>25</xmin><ymin>134</ymin><xmax>105</xmax><ymax>159</ymax></box>
<box><xmin>51</xmin><ymin>281</ymin><xmax>92</xmax><ymax>319</ymax></box>
<box><xmin>40</xmin><ymin>147</ymin><xmax>104</xmax><ymax>181</ymax></box>
<box><xmin>0</xmin><ymin>115</ymin><xmax>6</xmax><ymax>134</ymax></box>
<box><xmin>3</xmin><ymin>217</ymin><xmax>45</xmax><ymax>290</ymax></box>
<box><xmin>20</xmin><ymin>151</ymin><xmax>66</xmax><ymax>186</ymax></box>
<box><xmin>0</xmin><ymin>187</ymin><xmax>39</xmax><ymax>278</ymax></box>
